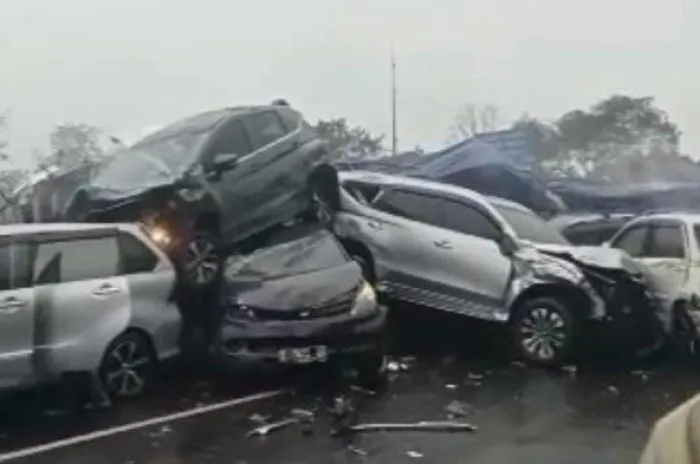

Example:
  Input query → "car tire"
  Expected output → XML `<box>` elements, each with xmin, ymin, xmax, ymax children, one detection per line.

<box><xmin>353</xmin><ymin>345</ymin><xmax>389</xmax><ymax>389</ymax></box>
<box><xmin>181</xmin><ymin>231</ymin><xmax>222</xmax><ymax>289</ymax></box>
<box><xmin>99</xmin><ymin>332</ymin><xmax>156</xmax><ymax>400</ymax></box>
<box><xmin>511</xmin><ymin>296</ymin><xmax>576</xmax><ymax>367</ymax></box>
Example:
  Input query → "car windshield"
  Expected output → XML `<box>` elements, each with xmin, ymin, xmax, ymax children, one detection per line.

<box><xmin>495</xmin><ymin>205</ymin><xmax>569</xmax><ymax>245</ymax></box>
<box><xmin>92</xmin><ymin>130</ymin><xmax>210</xmax><ymax>191</ymax></box>
<box><xmin>224</xmin><ymin>229</ymin><xmax>350</xmax><ymax>280</ymax></box>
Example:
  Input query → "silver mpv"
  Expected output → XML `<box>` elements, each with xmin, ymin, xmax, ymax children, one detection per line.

<box><xmin>333</xmin><ymin>171</ymin><xmax>623</xmax><ymax>366</ymax></box>
<box><xmin>0</xmin><ymin>223</ymin><xmax>181</xmax><ymax>399</ymax></box>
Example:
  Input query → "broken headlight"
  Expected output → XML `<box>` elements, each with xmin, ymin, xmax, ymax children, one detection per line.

<box><xmin>351</xmin><ymin>281</ymin><xmax>378</xmax><ymax>317</ymax></box>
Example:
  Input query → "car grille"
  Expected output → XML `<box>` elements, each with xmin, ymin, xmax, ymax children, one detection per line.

<box><xmin>247</xmin><ymin>285</ymin><xmax>360</xmax><ymax>321</ymax></box>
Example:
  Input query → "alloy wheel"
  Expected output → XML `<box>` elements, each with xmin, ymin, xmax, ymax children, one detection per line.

<box><xmin>518</xmin><ymin>306</ymin><xmax>568</xmax><ymax>362</ymax></box>
<box><xmin>102</xmin><ymin>338</ymin><xmax>152</xmax><ymax>398</ymax></box>
<box><xmin>184</xmin><ymin>236</ymin><xmax>220</xmax><ymax>286</ymax></box>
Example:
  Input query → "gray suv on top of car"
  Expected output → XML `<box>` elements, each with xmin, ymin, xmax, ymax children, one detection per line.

<box><xmin>0</xmin><ymin>223</ymin><xmax>181</xmax><ymax>399</ymax></box>
<box><xmin>332</xmin><ymin>171</ymin><xmax>668</xmax><ymax>366</ymax></box>
<box><xmin>64</xmin><ymin>102</ymin><xmax>338</xmax><ymax>289</ymax></box>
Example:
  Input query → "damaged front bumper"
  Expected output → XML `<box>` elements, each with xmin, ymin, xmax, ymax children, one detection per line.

<box><xmin>211</xmin><ymin>305</ymin><xmax>388</xmax><ymax>369</ymax></box>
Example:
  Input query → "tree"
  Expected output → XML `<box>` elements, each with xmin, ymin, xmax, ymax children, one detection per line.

<box><xmin>450</xmin><ymin>103</ymin><xmax>502</xmax><ymax>140</ymax></box>
<box><xmin>314</xmin><ymin>118</ymin><xmax>385</xmax><ymax>159</ymax></box>
<box><xmin>554</xmin><ymin>95</ymin><xmax>680</xmax><ymax>178</ymax></box>
<box><xmin>512</xmin><ymin>114</ymin><xmax>571</xmax><ymax>177</ymax></box>
<box><xmin>40</xmin><ymin>123</ymin><xmax>106</xmax><ymax>170</ymax></box>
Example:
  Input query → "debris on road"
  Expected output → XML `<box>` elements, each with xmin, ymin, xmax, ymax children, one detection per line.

<box><xmin>387</xmin><ymin>360</ymin><xmax>410</xmax><ymax>372</ymax></box>
<box><xmin>247</xmin><ymin>417</ymin><xmax>299</xmax><ymax>437</ymax></box>
<box><xmin>350</xmin><ymin>384</ymin><xmax>377</xmax><ymax>396</ymax></box>
<box><xmin>148</xmin><ymin>424</ymin><xmax>173</xmax><ymax>439</ymax></box>
<box><xmin>347</xmin><ymin>445</ymin><xmax>369</xmax><ymax>457</ymax></box>
<box><xmin>249</xmin><ymin>413</ymin><xmax>271</xmax><ymax>425</ymax></box>
<box><xmin>445</xmin><ymin>384</ymin><xmax>458</xmax><ymax>390</ymax></box>
<box><xmin>290</xmin><ymin>407</ymin><xmax>315</xmax><ymax>422</ymax></box>
<box><xmin>339</xmin><ymin>420</ymin><xmax>479</xmax><ymax>434</ymax></box>
<box><xmin>467</xmin><ymin>372</ymin><xmax>485</xmax><ymax>381</ymax></box>
<box><xmin>445</xmin><ymin>400</ymin><xmax>473</xmax><ymax>418</ymax></box>
<box><xmin>561</xmin><ymin>365</ymin><xmax>577</xmax><ymax>375</ymax></box>
<box><xmin>406</xmin><ymin>450</ymin><xmax>424</xmax><ymax>459</ymax></box>
<box><xmin>607</xmin><ymin>385</ymin><xmax>620</xmax><ymax>395</ymax></box>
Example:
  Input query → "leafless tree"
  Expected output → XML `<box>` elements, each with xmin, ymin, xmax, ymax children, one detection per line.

<box><xmin>450</xmin><ymin>103</ymin><xmax>502</xmax><ymax>140</ymax></box>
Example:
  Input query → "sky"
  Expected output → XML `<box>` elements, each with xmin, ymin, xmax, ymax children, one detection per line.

<box><xmin>0</xmin><ymin>0</ymin><xmax>698</xmax><ymax>168</ymax></box>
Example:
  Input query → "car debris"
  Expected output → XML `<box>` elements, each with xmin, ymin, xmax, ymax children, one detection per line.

<box><xmin>406</xmin><ymin>450</ymin><xmax>424</xmax><ymax>459</ymax></box>
<box><xmin>445</xmin><ymin>384</ymin><xmax>458</xmax><ymax>390</ymax></box>
<box><xmin>290</xmin><ymin>408</ymin><xmax>315</xmax><ymax>422</ymax></box>
<box><xmin>337</xmin><ymin>421</ymin><xmax>479</xmax><ymax>435</ymax></box>
<box><xmin>248</xmin><ymin>413</ymin><xmax>270</xmax><ymax>425</ymax></box>
<box><xmin>347</xmin><ymin>445</ymin><xmax>369</xmax><ymax>457</ymax></box>
<box><xmin>247</xmin><ymin>417</ymin><xmax>300</xmax><ymax>438</ymax></box>
<box><xmin>350</xmin><ymin>384</ymin><xmax>378</xmax><ymax>396</ymax></box>
<box><xmin>445</xmin><ymin>400</ymin><xmax>473</xmax><ymax>418</ymax></box>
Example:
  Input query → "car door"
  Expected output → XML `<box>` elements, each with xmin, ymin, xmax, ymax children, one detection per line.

<box><xmin>632</xmin><ymin>221</ymin><xmax>688</xmax><ymax>291</ymax></box>
<box><xmin>31</xmin><ymin>231</ymin><xmax>131</xmax><ymax>374</ymax></box>
<box><xmin>432</xmin><ymin>197</ymin><xmax>513</xmax><ymax>318</ymax></box>
<box><xmin>0</xmin><ymin>238</ymin><xmax>36</xmax><ymax>389</ymax></box>
<box><xmin>202</xmin><ymin>117</ymin><xmax>255</xmax><ymax>240</ymax></box>
<box><xmin>239</xmin><ymin>110</ymin><xmax>304</xmax><ymax>235</ymax></box>
<box><xmin>368</xmin><ymin>188</ymin><xmax>464</xmax><ymax>308</ymax></box>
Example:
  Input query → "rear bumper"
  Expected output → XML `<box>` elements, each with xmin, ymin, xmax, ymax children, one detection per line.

<box><xmin>211</xmin><ymin>305</ymin><xmax>388</xmax><ymax>368</ymax></box>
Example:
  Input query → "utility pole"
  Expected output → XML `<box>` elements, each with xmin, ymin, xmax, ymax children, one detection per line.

<box><xmin>390</xmin><ymin>44</ymin><xmax>398</xmax><ymax>156</ymax></box>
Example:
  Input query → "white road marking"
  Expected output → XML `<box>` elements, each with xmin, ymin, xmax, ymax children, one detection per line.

<box><xmin>0</xmin><ymin>389</ymin><xmax>285</xmax><ymax>463</ymax></box>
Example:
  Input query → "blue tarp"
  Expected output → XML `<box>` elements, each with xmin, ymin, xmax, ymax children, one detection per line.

<box><xmin>548</xmin><ymin>178</ymin><xmax>700</xmax><ymax>213</ymax></box>
<box><xmin>336</xmin><ymin>138</ymin><xmax>563</xmax><ymax>216</ymax></box>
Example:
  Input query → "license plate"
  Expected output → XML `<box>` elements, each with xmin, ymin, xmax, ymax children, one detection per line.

<box><xmin>278</xmin><ymin>346</ymin><xmax>328</xmax><ymax>364</ymax></box>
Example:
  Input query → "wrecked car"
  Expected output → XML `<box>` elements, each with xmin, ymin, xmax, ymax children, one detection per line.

<box><xmin>211</xmin><ymin>225</ymin><xmax>388</xmax><ymax>383</ymax></box>
<box><xmin>604</xmin><ymin>212</ymin><xmax>700</xmax><ymax>355</ymax></box>
<box><xmin>0</xmin><ymin>223</ymin><xmax>181</xmax><ymax>399</ymax></box>
<box><xmin>548</xmin><ymin>213</ymin><xmax>635</xmax><ymax>246</ymax></box>
<box><xmin>63</xmin><ymin>103</ymin><xmax>339</xmax><ymax>289</ymax></box>
<box><xmin>332</xmin><ymin>171</ymin><xmax>666</xmax><ymax>366</ymax></box>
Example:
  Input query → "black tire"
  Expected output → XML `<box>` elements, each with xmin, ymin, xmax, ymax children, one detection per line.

<box><xmin>180</xmin><ymin>231</ymin><xmax>222</xmax><ymax>290</ymax></box>
<box><xmin>353</xmin><ymin>345</ymin><xmax>389</xmax><ymax>389</ymax></box>
<box><xmin>511</xmin><ymin>296</ymin><xmax>577</xmax><ymax>367</ymax></box>
<box><xmin>99</xmin><ymin>332</ymin><xmax>156</xmax><ymax>400</ymax></box>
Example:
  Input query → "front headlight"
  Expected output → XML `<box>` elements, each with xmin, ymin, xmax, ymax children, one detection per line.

<box><xmin>351</xmin><ymin>281</ymin><xmax>378</xmax><ymax>317</ymax></box>
<box><xmin>147</xmin><ymin>225</ymin><xmax>172</xmax><ymax>247</ymax></box>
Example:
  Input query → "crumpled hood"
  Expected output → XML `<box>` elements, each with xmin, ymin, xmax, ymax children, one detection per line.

<box><xmin>532</xmin><ymin>243</ymin><xmax>645</xmax><ymax>275</ymax></box>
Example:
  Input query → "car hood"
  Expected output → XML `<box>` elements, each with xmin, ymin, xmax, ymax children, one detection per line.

<box><xmin>88</xmin><ymin>152</ymin><xmax>177</xmax><ymax>200</ymax></box>
<box><xmin>531</xmin><ymin>243</ymin><xmax>645</xmax><ymax>275</ymax></box>
<box><xmin>225</xmin><ymin>262</ymin><xmax>362</xmax><ymax>311</ymax></box>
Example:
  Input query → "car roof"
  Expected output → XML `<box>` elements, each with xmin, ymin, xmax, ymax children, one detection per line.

<box><xmin>0</xmin><ymin>222</ymin><xmax>138</xmax><ymax>237</ymax></box>
<box><xmin>339</xmin><ymin>170</ymin><xmax>491</xmax><ymax>204</ymax></box>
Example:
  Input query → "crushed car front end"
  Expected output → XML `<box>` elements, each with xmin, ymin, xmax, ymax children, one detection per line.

<box><xmin>211</xmin><ymin>228</ymin><xmax>388</xmax><ymax>377</ymax></box>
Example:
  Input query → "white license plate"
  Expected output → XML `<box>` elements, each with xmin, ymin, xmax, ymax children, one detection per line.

<box><xmin>278</xmin><ymin>346</ymin><xmax>328</xmax><ymax>364</ymax></box>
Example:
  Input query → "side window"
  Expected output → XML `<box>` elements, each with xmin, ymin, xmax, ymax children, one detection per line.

<box><xmin>244</xmin><ymin>111</ymin><xmax>288</xmax><ymax>150</ymax></box>
<box><xmin>439</xmin><ymin>200</ymin><xmax>501</xmax><ymax>240</ymax></box>
<box><xmin>118</xmin><ymin>232</ymin><xmax>159</xmax><ymax>274</ymax></box>
<box><xmin>372</xmin><ymin>190</ymin><xmax>442</xmax><ymax>226</ymax></box>
<box><xmin>612</xmin><ymin>226</ymin><xmax>648</xmax><ymax>257</ymax></box>
<box><xmin>33</xmin><ymin>236</ymin><xmax>120</xmax><ymax>285</ymax></box>
<box><xmin>342</xmin><ymin>181</ymin><xmax>381</xmax><ymax>204</ymax></box>
<box><xmin>206</xmin><ymin>120</ymin><xmax>252</xmax><ymax>158</ymax></box>
<box><xmin>647</xmin><ymin>225</ymin><xmax>685</xmax><ymax>259</ymax></box>
<box><xmin>278</xmin><ymin>108</ymin><xmax>301</xmax><ymax>132</ymax></box>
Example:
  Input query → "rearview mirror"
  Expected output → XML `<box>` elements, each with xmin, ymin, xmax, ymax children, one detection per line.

<box><xmin>497</xmin><ymin>233</ymin><xmax>518</xmax><ymax>256</ymax></box>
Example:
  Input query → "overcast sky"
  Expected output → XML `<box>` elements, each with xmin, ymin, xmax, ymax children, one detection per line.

<box><xmin>0</xmin><ymin>0</ymin><xmax>697</xmax><ymax>167</ymax></box>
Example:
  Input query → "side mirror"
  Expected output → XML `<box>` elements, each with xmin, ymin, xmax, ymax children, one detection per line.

<box><xmin>497</xmin><ymin>233</ymin><xmax>518</xmax><ymax>256</ymax></box>
<box><xmin>212</xmin><ymin>153</ymin><xmax>239</xmax><ymax>172</ymax></box>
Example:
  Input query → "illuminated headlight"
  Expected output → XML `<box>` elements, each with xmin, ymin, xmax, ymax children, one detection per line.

<box><xmin>147</xmin><ymin>225</ymin><xmax>172</xmax><ymax>246</ymax></box>
<box><xmin>351</xmin><ymin>281</ymin><xmax>378</xmax><ymax>317</ymax></box>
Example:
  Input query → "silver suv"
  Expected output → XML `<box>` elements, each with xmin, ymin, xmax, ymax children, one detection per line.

<box><xmin>0</xmin><ymin>223</ymin><xmax>181</xmax><ymax>399</ymax></box>
<box><xmin>333</xmin><ymin>171</ymin><xmax>636</xmax><ymax>366</ymax></box>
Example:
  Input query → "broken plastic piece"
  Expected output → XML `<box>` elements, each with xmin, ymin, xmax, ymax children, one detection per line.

<box><xmin>406</xmin><ymin>450</ymin><xmax>424</xmax><ymax>459</ymax></box>
<box><xmin>290</xmin><ymin>408</ymin><xmax>315</xmax><ymax>422</ymax></box>
<box><xmin>445</xmin><ymin>384</ymin><xmax>458</xmax><ymax>390</ymax></box>
<box><xmin>247</xmin><ymin>418</ymin><xmax>299</xmax><ymax>437</ymax></box>
<box><xmin>344</xmin><ymin>421</ymin><xmax>478</xmax><ymax>433</ymax></box>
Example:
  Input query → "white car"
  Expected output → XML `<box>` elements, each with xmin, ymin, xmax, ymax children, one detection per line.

<box><xmin>605</xmin><ymin>213</ymin><xmax>700</xmax><ymax>351</ymax></box>
<box><xmin>0</xmin><ymin>223</ymin><xmax>181</xmax><ymax>399</ymax></box>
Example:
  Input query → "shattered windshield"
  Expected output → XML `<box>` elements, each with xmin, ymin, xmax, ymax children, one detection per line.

<box><xmin>91</xmin><ymin>130</ymin><xmax>210</xmax><ymax>191</ymax></box>
<box><xmin>224</xmin><ymin>230</ymin><xmax>350</xmax><ymax>280</ymax></box>
<box><xmin>495</xmin><ymin>205</ymin><xmax>569</xmax><ymax>245</ymax></box>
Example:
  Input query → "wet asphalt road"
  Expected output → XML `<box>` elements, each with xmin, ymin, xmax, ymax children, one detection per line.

<box><xmin>2</xmin><ymin>304</ymin><xmax>700</xmax><ymax>464</ymax></box>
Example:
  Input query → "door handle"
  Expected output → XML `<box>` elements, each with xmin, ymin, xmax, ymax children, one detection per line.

<box><xmin>367</xmin><ymin>221</ymin><xmax>383</xmax><ymax>230</ymax></box>
<box><xmin>0</xmin><ymin>297</ymin><xmax>25</xmax><ymax>313</ymax></box>
<box><xmin>434</xmin><ymin>240</ymin><xmax>453</xmax><ymax>249</ymax></box>
<box><xmin>92</xmin><ymin>284</ymin><xmax>121</xmax><ymax>297</ymax></box>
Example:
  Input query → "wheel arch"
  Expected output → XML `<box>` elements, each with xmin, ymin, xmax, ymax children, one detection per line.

<box><xmin>308</xmin><ymin>163</ymin><xmax>340</xmax><ymax>211</ymax></box>
<box><xmin>508</xmin><ymin>282</ymin><xmax>593</xmax><ymax>323</ymax></box>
